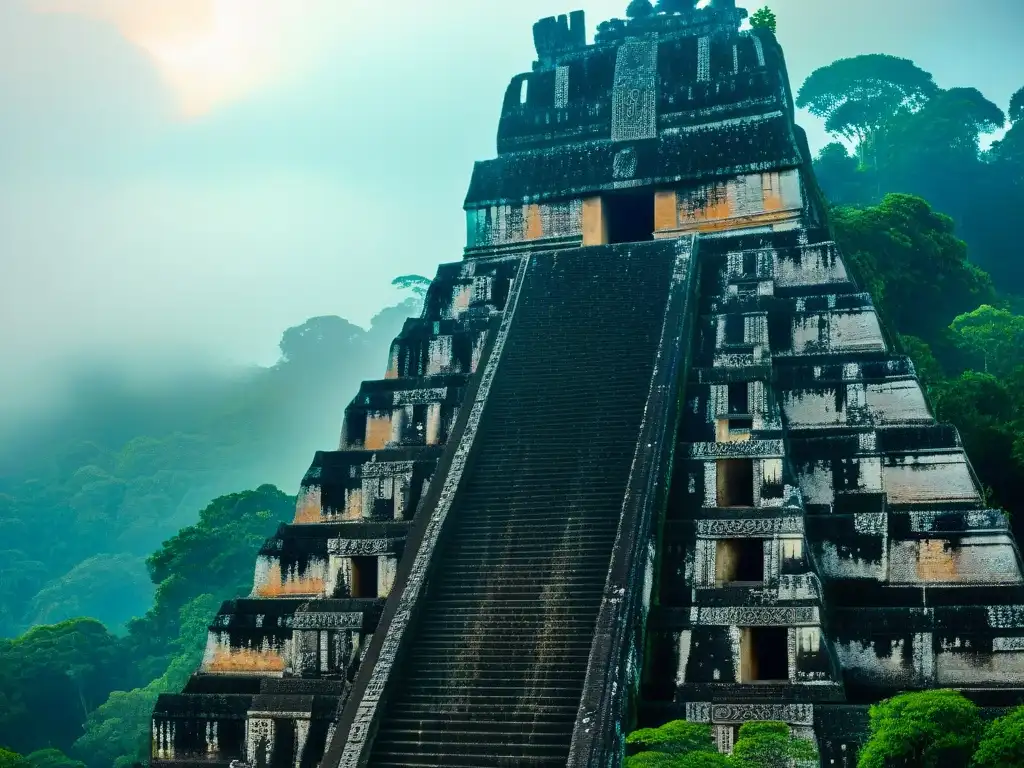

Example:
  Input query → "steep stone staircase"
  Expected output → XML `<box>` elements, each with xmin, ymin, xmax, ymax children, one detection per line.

<box><xmin>365</xmin><ymin>242</ymin><xmax>684</xmax><ymax>766</ymax></box>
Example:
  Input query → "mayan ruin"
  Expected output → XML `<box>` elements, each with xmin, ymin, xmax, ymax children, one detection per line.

<box><xmin>147</xmin><ymin>2</ymin><xmax>1024</xmax><ymax>766</ymax></box>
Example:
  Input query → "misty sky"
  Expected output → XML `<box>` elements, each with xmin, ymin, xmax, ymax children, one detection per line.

<box><xmin>1</xmin><ymin>0</ymin><xmax>1022</xmax><ymax>414</ymax></box>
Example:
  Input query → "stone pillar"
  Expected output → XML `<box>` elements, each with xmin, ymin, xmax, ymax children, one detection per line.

<box><xmin>379</xmin><ymin>555</ymin><xmax>399</xmax><ymax>597</ymax></box>
<box><xmin>246</xmin><ymin>718</ymin><xmax>274</xmax><ymax>768</ymax></box>
<box><xmin>582</xmin><ymin>197</ymin><xmax>607</xmax><ymax>245</ymax></box>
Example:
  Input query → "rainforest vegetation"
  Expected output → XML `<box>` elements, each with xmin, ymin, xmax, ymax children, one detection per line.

<box><xmin>0</xmin><ymin>47</ymin><xmax>1023</xmax><ymax>768</ymax></box>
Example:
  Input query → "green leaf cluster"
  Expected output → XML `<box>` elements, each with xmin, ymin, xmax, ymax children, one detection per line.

<box><xmin>857</xmin><ymin>690</ymin><xmax>1024</xmax><ymax>768</ymax></box>
<box><xmin>859</xmin><ymin>690</ymin><xmax>983</xmax><ymax>767</ymax></box>
<box><xmin>749</xmin><ymin>7</ymin><xmax>776</xmax><ymax>33</ymax></box>
<box><xmin>623</xmin><ymin>720</ymin><xmax>816</xmax><ymax>768</ymax></box>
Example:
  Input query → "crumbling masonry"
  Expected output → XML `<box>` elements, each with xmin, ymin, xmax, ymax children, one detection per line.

<box><xmin>152</xmin><ymin>3</ymin><xmax>1024</xmax><ymax>766</ymax></box>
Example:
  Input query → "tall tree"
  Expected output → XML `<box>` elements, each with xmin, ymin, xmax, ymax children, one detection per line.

<box><xmin>879</xmin><ymin>87</ymin><xmax>1004</xmax><ymax>167</ymax></box>
<box><xmin>277</xmin><ymin>315</ymin><xmax>365</xmax><ymax>367</ymax></box>
<box><xmin>948</xmin><ymin>305</ymin><xmax>1024</xmax><ymax>377</ymax></box>
<box><xmin>796</xmin><ymin>55</ymin><xmax>938</xmax><ymax>155</ymax></box>
<box><xmin>390</xmin><ymin>274</ymin><xmax>432</xmax><ymax>298</ymax></box>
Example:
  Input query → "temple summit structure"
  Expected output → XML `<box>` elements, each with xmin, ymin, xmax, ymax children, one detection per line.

<box><xmin>151</xmin><ymin>2</ymin><xmax>1024</xmax><ymax>766</ymax></box>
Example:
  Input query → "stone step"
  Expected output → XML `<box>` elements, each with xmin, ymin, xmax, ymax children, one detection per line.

<box><xmin>371</xmin><ymin>750</ymin><xmax>567</xmax><ymax>767</ymax></box>
<box><xmin>382</xmin><ymin>716</ymin><xmax>574</xmax><ymax>733</ymax></box>
<box><xmin>385</xmin><ymin>702</ymin><xmax>580</xmax><ymax>718</ymax></box>
<box><xmin>408</xmin><ymin>641</ymin><xmax>594</xmax><ymax>655</ymax></box>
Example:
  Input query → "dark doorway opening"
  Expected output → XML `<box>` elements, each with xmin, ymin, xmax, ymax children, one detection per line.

<box><xmin>351</xmin><ymin>557</ymin><xmax>379</xmax><ymax>598</ymax></box>
<box><xmin>728</xmin><ymin>382</ymin><xmax>750</xmax><ymax>414</ymax></box>
<box><xmin>716</xmin><ymin>538</ymin><xmax>765</xmax><ymax>584</ymax></box>
<box><xmin>742</xmin><ymin>627</ymin><xmax>789</xmax><ymax>682</ymax></box>
<box><xmin>717</xmin><ymin>459</ymin><xmax>754</xmax><ymax>507</ymax></box>
<box><xmin>605</xmin><ymin>191</ymin><xmax>655</xmax><ymax>244</ymax></box>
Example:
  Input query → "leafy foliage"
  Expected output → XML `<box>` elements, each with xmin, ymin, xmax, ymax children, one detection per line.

<box><xmin>390</xmin><ymin>274</ymin><xmax>432</xmax><ymax>298</ymax></box>
<box><xmin>626</xmin><ymin>0</ymin><xmax>655</xmax><ymax>19</ymax></box>
<box><xmin>23</xmin><ymin>752</ymin><xmax>84</xmax><ymax>768</ymax></box>
<box><xmin>624</xmin><ymin>720</ymin><xmax>817</xmax><ymax>767</ymax></box>
<box><xmin>830</xmin><ymin>193</ymin><xmax>994</xmax><ymax>340</ymax></box>
<box><xmin>932</xmin><ymin>371</ymin><xmax>1024</xmax><ymax>513</ymax></box>
<box><xmin>796</xmin><ymin>55</ymin><xmax>937</xmax><ymax>144</ymax></box>
<box><xmin>0</xmin><ymin>750</ymin><xmax>28</xmax><ymax>768</ymax></box>
<box><xmin>827</xmin><ymin>188</ymin><xmax>1024</xmax><ymax>534</ymax></box>
<box><xmin>857</xmin><ymin>689</ymin><xmax>983</xmax><ymax>768</ymax></box>
<box><xmin>124</xmin><ymin>486</ymin><xmax>295</xmax><ymax>680</ymax></box>
<box><xmin>0</xmin><ymin>619</ymin><xmax>127</xmax><ymax>755</ymax></box>
<box><xmin>749</xmin><ymin>7</ymin><xmax>776</xmax><ymax>33</ymax></box>
<box><xmin>731</xmin><ymin>721</ymin><xmax>818</xmax><ymax>767</ymax></box>
<box><xmin>1009</xmin><ymin>86</ymin><xmax>1024</xmax><ymax>125</ymax></box>
<box><xmin>626</xmin><ymin>720</ymin><xmax>716</xmax><ymax>755</ymax></box>
<box><xmin>626</xmin><ymin>753</ymin><xmax>733</xmax><ymax>767</ymax></box>
<box><xmin>972</xmin><ymin>706</ymin><xmax>1024</xmax><ymax>768</ymax></box>
<box><xmin>948</xmin><ymin>305</ymin><xmax>1024</xmax><ymax>378</ymax></box>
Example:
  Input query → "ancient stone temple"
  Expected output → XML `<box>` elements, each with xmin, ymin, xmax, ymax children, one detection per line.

<box><xmin>151</xmin><ymin>2</ymin><xmax>1024</xmax><ymax>766</ymax></box>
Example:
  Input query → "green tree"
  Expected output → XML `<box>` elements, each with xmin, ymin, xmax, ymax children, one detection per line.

<box><xmin>626</xmin><ymin>753</ymin><xmax>733</xmax><ymax>767</ymax></box>
<box><xmin>900</xmin><ymin>335</ymin><xmax>945</xmax><ymax>393</ymax></box>
<box><xmin>25</xmin><ymin>555</ymin><xmax>152</xmax><ymax>632</ymax></box>
<box><xmin>879</xmin><ymin>87</ymin><xmax>1004</xmax><ymax>174</ymax></box>
<box><xmin>0</xmin><ymin>619</ymin><xmax>126</xmax><ymax>756</ymax></box>
<box><xmin>626</xmin><ymin>721</ymin><xmax>716</xmax><ymax>755</ymax></box>
<box><xmin>24</xmin><ymin>750</ymin><xmax>85</xmax><ymax>768</ymax></box>
<box><xmin>0</xmin><ymin>749</ymin><xmax>29</xmax><ymax>768</ymax></box>
<box><xmin>390</xmin><ymin>274</ymin><xmax>432</xmax><ymax>298</ymax></box>
<box><xmin>731</xmin><ymin>721</ymin><xmax>817</xmax><ymax>767</ymax></box>
<box><xmin>626</xmin><ymin>0</ymin><xmax>655</xmax><ymax>18</ymax></box>
<box><xmin>749</xmin><ymin>7</ymin><xmax>776</xmax><ymax>33</ymax></box>
<box><xmin>949</xmin><ymin>305</ymin><xmax>1024</xmax><ymax>377</ymax></box>
<box><xmin>125</xmin><ymin>485</ymin><xmax>294</xmax><ymax>678</ymax></box>
<box><xmin>75</xmin><ymin>594</ymin><xmax>220</xmax><ymax>768</ymax></box>
<box><xmin>1009</xmin><ymin>86</ymin><xmax>1024</xmax><ymax>125</ymax></box>
<box><xmin>932</xmin><ymin>371</ymin><xmax>1024</xmax><ymax>516</ymax></box>
<box><xmin>831</xmin><ymin>193</ymin><xmax>995</xmax><ymax>342</ymax></box>
<box><xmin>857</xmin><ymin>689</ymin><xmax>983</xmax><ymax>768</ymax></box>
<box><xmin>797</xmin><ymin>55</ymin><xmax>938</xmax><ymax>154</ymax></box>
<box><xmin>813</xmin><ymin>142</ymin><xmax>868</xmax><ymax>205</ymax></box>
<box><xmin>624</xmin><ymin>721</ymin><xmax>730</xmax><ymax>768</ymax></box>
<box><xmin>278</xmin><ymin>315</ymin><xmax>366</xmax><ymax>366</ymax></box>
<box><xmin>972</xmin><ymin>705</ymin><xmax>1024</xmax><ymax>768</ymax></box>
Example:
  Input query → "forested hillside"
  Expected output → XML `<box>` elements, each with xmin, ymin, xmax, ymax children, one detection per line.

<box><xmin>0</xmin><ymin>281</ymin><xmax>426</xmax><ymax>638</ymax></box>
<box><xmin>0</xmin><ymin>276</ymin><xmax>429</xmax><ymax>767</ymax></box>
<box><xmin>0</xmin><ymin>51</ymin><xmax>1022</xmax><ymax>768</ymax></box>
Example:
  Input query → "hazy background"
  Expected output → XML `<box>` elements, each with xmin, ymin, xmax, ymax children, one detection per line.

<box><xmin>1</xmin><ymin>0</ymin><xmax>1022</xmax><ymax>421</ymax></box>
